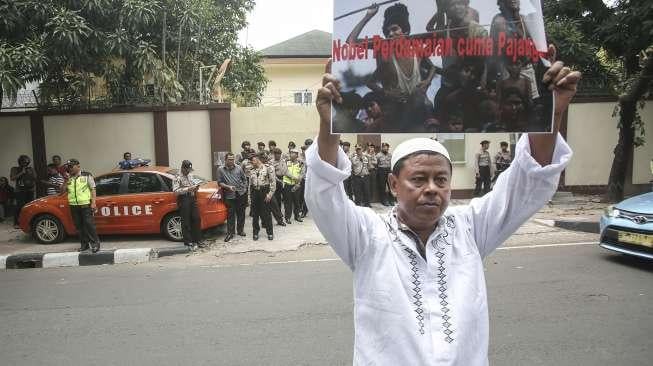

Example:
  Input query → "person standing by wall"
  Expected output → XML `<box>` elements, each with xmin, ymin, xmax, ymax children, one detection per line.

<box><xmin>366</xmin><ymin>144</ymin><xmax>378</xmax><ymax>203</ymax></box>
<box><xmin>375</xmin><ymin>142</ymin><xmax>393</xmax><ymax>206</ymax></box>
<box><xmin>493</xmin><ymin>141</ymin><xmax>512</xmax><ymax>183</ymax></box>
<box><xmin>237</xmin><ymin>141</ymin><xmax>252</xmax><ymax>164</ymax></box>
<box><xmin>270</xmin><ymin>148</ymin><xmax>287</xmax><ymax>226</ymax></box>
<box><xmin>249</xmin><ymin>153</ymin><xmax>276</xmax><ymax>240</ymax></box>
<box><xmin>218</xmin><ymin>153</ymin><xmax>248</xmax><ymax>242</ymax></box>
<box><xmin>52</xmin><ymin>155</ymin><xmax>69</xmax><ymax>179</ymax></box>
<box><xmin>283</xmin><ymin>149</ymin><xmax>305</xmax><ymax>224</ymax></box>
<box><xmin>351</xmin><ymin>145</ymin><xmax>371</xmax><ymax>207</ymax></box>
<box><xmin>173</xmin><ymin>160</ymin><xmax>203</xmax><ymax>251</ymax></box>
<box><xmin>300</xmin><ymin>139</ymin><xmax>313</xmax><ymax>217</ymax></box>
<box><xmin>10</xmin><ymin>155</ymin><xmax>36</xmax><ymax>228</ymax></box>
<box><xmin>64</xmin><ymin>159</ymin><xmax>101</xmax><ymax>253</ymax></box>
<box><xmin>474</xmin><ymin>140</ymin><xmax>493</xmax><ymax>196</ymax></box>
<box><xmin>42</xmin><ymin>164</ymin><xmax>65</xmax><ymax>196</ymax></box>
<box><xmin>341</xmin><ymin>141</ymin><xmax>354</xmax><ymax>200</ymax></box>
<box><xmin>0</xmin><ymin>177</ymin><xmax>14</xmax><ymax>223</ymax></box>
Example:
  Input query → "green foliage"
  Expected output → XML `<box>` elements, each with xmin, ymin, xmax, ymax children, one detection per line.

<box><xmin>0</xmin><ymin>0</ymin><xmax>266</xmax><ymax>109</ymax></box>
<box><xmin>544</xmin><ymin>0</ymin><xmax>652</xmax><ymax>147</ymax></box>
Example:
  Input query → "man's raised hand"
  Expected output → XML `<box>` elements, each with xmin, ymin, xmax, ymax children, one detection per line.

<box><xmin>316</xmin><ymin>59</ymin><xmax>342</xmax><ymax>166</ymax></box>
<box><xmin>316</xmin><ymin>60</ymin><xmax>342</xmax><ymax>124</ymax></box>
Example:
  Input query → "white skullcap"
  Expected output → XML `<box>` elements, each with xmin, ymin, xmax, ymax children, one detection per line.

<box><xmin>391</xmin><ymin>138</ymin><xmax>451</xmax><ymax>171</ymax></box>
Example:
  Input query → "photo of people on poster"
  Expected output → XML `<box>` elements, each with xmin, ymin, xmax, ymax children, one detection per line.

<box><xmin>331</xmin><ymin>0</ymin><xmax>554</xmax><ymax>134</ymax></box>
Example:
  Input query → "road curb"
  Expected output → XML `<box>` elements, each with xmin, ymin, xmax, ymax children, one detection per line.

<box><xmin>534</xmin><ymin>219</ymin><xmax>600</xmax><ymax>234</ymax></box>
<box><xmin>154</xmin><ymin>246</ymin><xmax>192</xmax><ymax>258</ymax></box>
<box><xmin>0</xmin><ymin>246</ymin><xmax>189</xmax><ymax>270</ymax></box>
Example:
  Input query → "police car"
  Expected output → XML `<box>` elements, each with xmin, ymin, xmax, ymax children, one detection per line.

<box><xmin>18</xmin><ymin>167</ymin><xmax>227</xmax><ymax>244</ymax></box>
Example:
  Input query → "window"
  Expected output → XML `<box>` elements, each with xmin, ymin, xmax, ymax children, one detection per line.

<box><xmin>96</xmin><ymin>174</ymin><xmax>123</xmax><ymax>196</ymax></box>
<box><xmin>438</xmin><ymin>134</ymin><xmax>466</xmax><ymax>163</ymax></box>
<box><xmin>293</xmin><ymin>90</ymin><xmax>312</xmax><ymax>105</ymax></box>
<box><xmin>127</xmin><ymin>173</ymin><xmax>163</xmax><ymax>194</ymax></box>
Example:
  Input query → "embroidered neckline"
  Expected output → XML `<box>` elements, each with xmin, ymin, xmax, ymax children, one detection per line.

<box><xmin>381</xmin><ymin>207</ymin><xmax>456</xmax><ymax>342</ymax></box>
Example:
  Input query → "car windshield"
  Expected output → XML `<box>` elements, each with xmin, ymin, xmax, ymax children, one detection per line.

<box><xmin>166</xmin><ymin>169</ymin><xmax>208</xmax><ymax>185</ymax></box>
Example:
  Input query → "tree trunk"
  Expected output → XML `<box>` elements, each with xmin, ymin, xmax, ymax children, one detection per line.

<box><xmin>606</xmin><ymin>46</ymin><xmax>653</xmax><ymax>202</ymax></box>
<box><xmin>176</xmin><ymin>17</ymin><xmax>184</xmax><ymax>79</ymax></box>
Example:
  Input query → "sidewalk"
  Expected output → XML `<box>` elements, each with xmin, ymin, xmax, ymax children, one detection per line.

<box><xmin>0</xmin><ymin>194</ymin><xmax>606</xmax><ymax>270</ymax></box>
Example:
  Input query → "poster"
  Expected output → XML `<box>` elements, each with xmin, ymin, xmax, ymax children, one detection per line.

<box><xmin>331</xmin><ymin>0</ymin><xmax>554</xmax><ymax>134</ymax></box>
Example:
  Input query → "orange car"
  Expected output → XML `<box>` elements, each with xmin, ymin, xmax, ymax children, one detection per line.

<box><xmin>18</xmin><ymin>166</ymin><xmax>228</xmax><ymax>244</ymax></box>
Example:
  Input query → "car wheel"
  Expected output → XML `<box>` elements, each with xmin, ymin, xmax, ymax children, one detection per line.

<box><xmin>162</xmin><ymin>212</ymin><xmax>184</xmax><ymax>242</ymax></box>
<box><xmin>32</xmin><ymin>214</ymin><xmax>66</xmax><ymax>244</ymax></box>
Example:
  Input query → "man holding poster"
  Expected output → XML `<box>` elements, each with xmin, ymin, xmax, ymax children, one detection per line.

<box><xmin>331</xmin><ymin>0</ymin><xmax>554</xmax><ymax>133</ymax></box>
<box><xmin>306</xmin><ymin>49</ymin><xmax>581</xmax><ymax>364</ymax></box>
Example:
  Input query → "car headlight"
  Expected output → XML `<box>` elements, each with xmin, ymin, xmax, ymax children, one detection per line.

<box><xmin>604</xmin><ymin>205</ymin><xmax>620</xmax><ymax>217</ymax></box>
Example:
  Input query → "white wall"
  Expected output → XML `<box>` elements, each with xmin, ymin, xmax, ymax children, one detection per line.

<box><xmin>565</xmin><ymin>103</ymin><xmax>620</xmax><ymax>186</ymax></box>
<box><xmin>44</xmin><ymin>113</ymin><xmax>155</xmax><ymax>176</ymax></box>
<box><xmin>167</xmin><ymin>110</ymin><xmax>213</xmax><ymax>180</ymax></box>
<box><xmin>231</xmin><ymin>106</ymin><xmax>321</xmax><ymax>152</ymax></box>
<box><xmin>0</xmin><ymin>115</ymin><xmax>32</xmax><ymax>187</ymax></box>
<box><xmin>632</xmin><ymin>103</ymin><xmax>653</xmax><ymax>184</ymax></box>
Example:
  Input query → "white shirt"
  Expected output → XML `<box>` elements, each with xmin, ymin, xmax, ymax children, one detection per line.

<box><xmin>305</xmin><ymin>134</ymin><xmax>572</xmax><ymax>366</ymax></box>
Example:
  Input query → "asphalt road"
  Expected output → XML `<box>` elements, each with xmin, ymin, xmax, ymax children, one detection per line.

<box><xmin>1</xmin><ymin>243</ymin><xmax>651</xmax><ymax>366</ymax></box>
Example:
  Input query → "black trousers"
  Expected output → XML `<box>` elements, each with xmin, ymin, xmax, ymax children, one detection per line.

<box><xmin>352</xmin><ymin>175</ymin><xmax>370</xmax><ymax>206</ymax></box>
<box><xmin>70</xmin><ymin>205</ymin><xmax>100</xmax><ymax>250</ymax></box>
<box><xmin>368</xmin><ymin>168</ymin><xmax>377</xmax><ymax>202</ymax></box>
<box><xmin>14</xmin><ymin>190</ymin><xmax>34</xmax><ymax>225</ymax></box>
<box><xmin>251</xmin><ymin>187</ymin><xmax>273</xmax><ymax>235</ymax></box>
<box><xmin>474</xmin><ymin>166</ymin><xmax>492</xmax><ymax>196</ymax></box>
<box><xmin>178</xmin><ymin>195</ymin><xmax>202</xmax><ymax>244</ymax></box>
<box><xmin>344</xmin><ymin>176</ymin><xmax>354</xmax><ymax>200</ymax></box>
<box><xmin>270</xmin><ymin>180</ymin><xmax>284</xmax><ymax>224</ymax></box>
<box><xmin>376</xmin><ymin>168</ymin><xmax>392</xmax><ymax>204</ymax></box>
<box><xmin>225</xmin><ymin>192</ymin><xmax>247</xmax><ymax>235</ymax></box>
<box><xmin>0</xmin><ymin>202</ymin><xmax>9</xmax><ymax>220</ymax></box>
<box><xmin>283</xmin><ymin>184</ymin><xmax>302</xmax><ymax>220</ymax></box>
<box><xmin>299</xmin><ymin>178</ymin><xmax>308</xmax><ymax>215</ymax></box>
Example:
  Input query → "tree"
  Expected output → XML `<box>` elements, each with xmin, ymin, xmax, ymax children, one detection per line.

<box><xmin>543</xmin><ymin>0</ymin><xmax>653</xmax><ymax>201</ymax></box>
<box><xmin>0</xmin><ymin>0</ymin><xmax>266</xmax><ymax>110</ymax></box>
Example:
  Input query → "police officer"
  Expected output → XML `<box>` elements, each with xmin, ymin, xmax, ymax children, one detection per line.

<box><xmin>173</xmin><ymin>160</ymin><xmax>203</xmax><ymax>251</ymax></box>
<box><xmin>64</xmin><ymin>159</ymin><xmax>101</xmax><ymax>253</ymax></box>
<box><xmin>269</xmin><ymin>148</ymin><xmax>287</xmax><ymax>226</ymax></box>
<box><xmin>341</xmin><ymin>141</ymin><xmax>354</xmax><ymax>200</ymax></box>
<box><xmin>493</xmin><ymin>141</ymin><xmax>512</xmax><ymax>182</ymax></box>
<box><xmin>283</xmin><ymin>149</ymin><xmax>305</xmax><ymax>223</ymax></box>
<box><xmin>249</xmin><ymin>153</ymin><xmax>275</xmax><ymax>240</ymax></box>
<box><xmin>474</xmin><ymin>140</ymin><xmax>493</xmax><ymax>196</ymax></box>
<box><xmin>365</xmin><ymin>144</ymin><xmax>378</xmax><ymax>203</ymax></box>
<box><xmin>351</xmin><ymin>145</ymin><xmax>371</xmax><ymax>207</ymax></box>
<box><xmin>375</xmin><ymin>142</ymin><xmax>393</xmax><ymax>206</ymax></box>
<box><xmin>299</xmin><ymin>138</ymin><xmax>313</xmax><ymax>217</ymax></box>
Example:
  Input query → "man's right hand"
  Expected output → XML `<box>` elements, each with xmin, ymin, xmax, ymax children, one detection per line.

<box><xmin>316</xmin><ymin>60</ymin><xmax>343</xmax><ymax>167</ymax></box>
<box><xmin>316</xmin><ymin>62</ymin><xmax>342</xmax><ymax>124</ymax></box>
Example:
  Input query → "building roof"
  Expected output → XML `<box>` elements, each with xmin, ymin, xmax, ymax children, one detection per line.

<box><xmin>260</xmin><ymin>30</ymin><xmax>331</xmax><ymax>58</ymax></box>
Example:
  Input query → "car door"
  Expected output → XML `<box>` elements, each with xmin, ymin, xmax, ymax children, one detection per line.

<box><xmin>122</xmin><ymin>172</ymin><xmax>175</xmax><ymax>232</ymax></box>
<box><xmin>94</xmin><ymin>173</ymin><xmax>126</xmax><ymax>233</ymax></box>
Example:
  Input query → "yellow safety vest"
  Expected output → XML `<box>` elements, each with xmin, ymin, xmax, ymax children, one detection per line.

<box><xmin>283</xmin><ymin>162</ymin><xmax>302</xmax><ymax>185</ymax></box>
<box><xmin>67</xmin><ymin>176</ymin><xmax>91</xmax><ymax>206</ymax></box>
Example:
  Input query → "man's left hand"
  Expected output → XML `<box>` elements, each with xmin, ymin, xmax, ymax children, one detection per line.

<box><xmin>91</xmin><ymin>202</ymin><xmax>97</xmax><ymax>213</ymax></box>
<box><xmin>264</xmin><ymin>193</ymin><xmax>273</xmax><ymax>203</ymax></box>
<box><xmin>543</xmin><ymin>45</ymin><xmax>582</xmax><ymax>117</ymax></box>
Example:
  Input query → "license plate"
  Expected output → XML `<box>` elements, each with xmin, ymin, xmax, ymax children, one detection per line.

<box><xmin>618</xmin><ymin>232</ymin><xmax>653</xmax><ymax>248</ymax></box>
